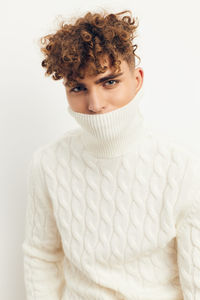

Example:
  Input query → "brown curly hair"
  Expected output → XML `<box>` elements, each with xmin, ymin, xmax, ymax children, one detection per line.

<box><xmin>39</xmin><ymin>9</ymin><xmax>141</xmax><ymax>87</ymax></box>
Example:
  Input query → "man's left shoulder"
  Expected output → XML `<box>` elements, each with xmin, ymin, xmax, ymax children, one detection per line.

<box><xmin>150</xmin><ymin>129</ymin><xmax>200</xmax><ymax>163</ymax></box>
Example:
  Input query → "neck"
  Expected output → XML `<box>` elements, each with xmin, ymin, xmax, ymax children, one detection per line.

<box><xmin>67</xmin><ymin>89</ymin><xmax>147</xmax><ymax>158</ymax></box>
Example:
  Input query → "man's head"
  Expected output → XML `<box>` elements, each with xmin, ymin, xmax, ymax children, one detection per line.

<box><xmin>39</xmin><ymin>9</ymin><xmax>143</xmax><ymax>113</ymax></box>
<box><xmin>63</xmin><ymin>54</ymin><xmax>143</xmax><ymax>114</ymax></box>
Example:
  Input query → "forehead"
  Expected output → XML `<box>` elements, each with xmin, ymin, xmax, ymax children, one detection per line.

<box><xmin>63</xmin><ymin>56</ymin><xmax>129</xmax><ymax>86</ymax></box>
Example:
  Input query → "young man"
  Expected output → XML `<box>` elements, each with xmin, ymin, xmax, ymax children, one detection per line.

<box><xmin>22</xmin><ymin>10</ymin><xmax>200</xmax><ymax>300</ymax></box>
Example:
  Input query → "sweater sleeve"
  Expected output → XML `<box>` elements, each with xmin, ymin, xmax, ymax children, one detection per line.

<box><xmin>22</xmin><ymin>148</ymin><xmax>65</xmax><ymax>300</ymax></box>
<box><xmin>175</xmin><ymin>155</ymin><xmax>200</xmax><ymax>300</ymax></box>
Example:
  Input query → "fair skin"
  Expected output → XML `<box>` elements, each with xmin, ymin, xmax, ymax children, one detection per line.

<box><xmin>63</xmin><ymin>55</ymin><xmax>144</xmax><ymax>114</ymax></box>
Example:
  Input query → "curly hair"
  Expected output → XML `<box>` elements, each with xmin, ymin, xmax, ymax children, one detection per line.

<box><xmin>39</xmin><ymin>9</ymin><xmax>141</xmax><ymax>87</ymax></box>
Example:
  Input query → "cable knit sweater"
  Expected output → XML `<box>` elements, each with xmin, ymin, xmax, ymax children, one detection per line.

<box><xmin>22</xmin><ymin>89</ymin><xmax>200</xmax><ymax>300</ymax></box>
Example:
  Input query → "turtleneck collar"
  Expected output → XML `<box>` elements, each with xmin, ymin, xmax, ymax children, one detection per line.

<box><xmin>67</xmin><ymin>88</ymin><xmax>147</xmax><ymax>158</ymax></box>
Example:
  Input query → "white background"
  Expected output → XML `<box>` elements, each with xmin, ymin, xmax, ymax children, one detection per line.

<box><xmin>1</xmin><ymin>0</ymin><xmax>200</xmax><ymax>299</ymax></box>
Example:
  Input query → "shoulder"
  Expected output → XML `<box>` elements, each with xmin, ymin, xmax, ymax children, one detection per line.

<box><xmin>30</xmin><ymin>128</ymin><xmax>81</xmax><ymax>170</ymax></box>
<box><xmin>154</xmin><ymin>129</ymin><xmax>200</xmax><ymax>182</ymax></box>
<box><xmin>147</xmin><ymin>127</ymin><xmax>200</xmax><ymax>192</ymax></box>
<box><xmin>148</xmin><ymin>127</ymin><xmax>200</xmax><ymax>162</ymax></box>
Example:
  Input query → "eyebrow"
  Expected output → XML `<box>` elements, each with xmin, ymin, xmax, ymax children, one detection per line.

<box><xmin>64</xmin><ymin>72</ymin><xmax>124</xmax><ymax>87</ymax></box>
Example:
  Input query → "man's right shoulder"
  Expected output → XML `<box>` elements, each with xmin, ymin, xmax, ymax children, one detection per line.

<box><xmin>31</xmin><ymin>128</ymin><xmax>81</xmax><ymax>163</ymax></box>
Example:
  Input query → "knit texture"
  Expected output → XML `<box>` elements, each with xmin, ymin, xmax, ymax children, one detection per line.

<box><xmin>22</xmin><ymin>91</ymin><xmax>200</xmax><ymax>300</ymax></box>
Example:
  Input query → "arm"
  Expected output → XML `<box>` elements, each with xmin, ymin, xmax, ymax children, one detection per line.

<box><xmin>175</xmin><ymin>156</ymin><xmax>200</xmax><ymax>300</ymax></box>
<box><xmin>22</xmin><ymin>148</ymin><xmax>65</xmax><ymax>300</ymax></box>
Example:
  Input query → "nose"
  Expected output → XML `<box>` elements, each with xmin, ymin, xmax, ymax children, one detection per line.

<box><xmin>87</xmin><ymin>91</ymin><xmax>106</xmax><ymax>113</ymax></box>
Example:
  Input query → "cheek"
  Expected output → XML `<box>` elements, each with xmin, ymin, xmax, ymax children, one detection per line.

<box><xmin>107</xmin><ymin>83</ymin><xmax>136</xmax><ymax>106</ymax></box>
<box><xmin>120</xmin><ymin>80</ymin><xmax>136</xmax><ymax>97</ymax></box>
<box><xmin>66</xmin><ymin>93</ymin><xmax>89</xmax><ymax>113</ymax></box>
<box><xmin>68</xmin><ymin>99</ymin><xmax>85</xmax><ymax>112</ymax></box>
<box><xmin>66</xmin><ymin>93</ymin><xmax>78</xmax><ymax>110</ymax></box>
<box><xmin>111</xmin><ymin>84</ymin><xmax>132</xmax><ymax>97</ymax></box>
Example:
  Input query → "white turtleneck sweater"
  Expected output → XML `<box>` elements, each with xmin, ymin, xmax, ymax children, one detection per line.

<box><xmin>22</xmin><ymin>89</ymin><xmax>200</xmax><ymax>300</ymax></box>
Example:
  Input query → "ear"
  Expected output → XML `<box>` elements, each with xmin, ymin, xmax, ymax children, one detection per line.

<box><xmin>135</xmin><ymin>68</ymin><xmax>144</xmax><ymax>92</ymax></box>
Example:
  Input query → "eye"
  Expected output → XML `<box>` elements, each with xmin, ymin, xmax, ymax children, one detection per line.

<box><xmin>70</xmin><ymin>85</ymin><xmax>86</xmax><ymax>93</ymax></box>
<box><xmin>104</xmin><ymin>79</ymin><xmax>119</xmax><ymax>87</ymax></box>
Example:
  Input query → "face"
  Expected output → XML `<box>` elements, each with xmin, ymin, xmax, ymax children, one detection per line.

<box><xmin>63</xmin><ymin>56</ymin><xmax>144</xmax><ymax>114</ymax></box>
